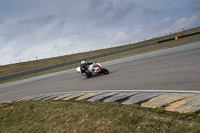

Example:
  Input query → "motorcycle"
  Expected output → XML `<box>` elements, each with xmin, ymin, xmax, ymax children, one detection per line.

<box><xmin>76</xmin><ymin>62</ymin><xmax>109</xmax><ymax>78</ymax></box>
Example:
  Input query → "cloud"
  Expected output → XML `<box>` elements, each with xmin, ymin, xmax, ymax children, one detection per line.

<box><xmin>191</xmin><ymin>0</ymin><xmax>200</xmax><ymax>11</ymax></box>
<box><xmin>0</xmin><ymin>14</ymin><xmax>64</xmax><ymax>64</ymax></box>
<box><xmin>89</xmin><ymin>0</ymin><xmax>104</xmax><ymax>11</ymax></box>
<box><xmin>19</xmin><ymin>15</ymin><xmax>56</xmax><ymax>26</ymax></box>
<box><xmin>95</xmin><ymin>0</ymin><xmax>135</xmax><ymax>26</ymax></box>
<box><xmin>0</xmin><ymin>14</ymin><xmax>56</xmax><ymax>41</ymax></box>
<box><xmin>110</xmin><ymin>14</ymin><xmax>200</xmax><ymax>44</ymax></box>
<box><xmin>143</xmin><ymin>8</ymin><xmax>158</xmax><ymax>16</ymax></box>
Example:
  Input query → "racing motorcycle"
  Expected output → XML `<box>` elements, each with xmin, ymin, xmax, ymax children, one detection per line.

<box><xmin>76</xmin><ymin>62</ymin><xmax>109</xmax><ymax>78</ymax></box>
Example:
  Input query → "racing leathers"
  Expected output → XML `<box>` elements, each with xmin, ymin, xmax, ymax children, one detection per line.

<box><xmin>80</xmin><ymin>62</ymin><xmax>93</xmax><ymax>74</ymax></box>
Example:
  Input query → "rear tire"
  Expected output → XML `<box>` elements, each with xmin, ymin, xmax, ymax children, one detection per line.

<box><xmin>103</xmin><ymin>69</ymin><xmax>109</xmax><ymax>74</ymax></box>
<box><xmin>85</xmin><ymin>74</ymin><xmax>89</xmax><ymax>79</ymax></box>
<box><xmin>85</xmin><ymin>71</ymin><xmax>92</xmax><ymax>79</ymax></box>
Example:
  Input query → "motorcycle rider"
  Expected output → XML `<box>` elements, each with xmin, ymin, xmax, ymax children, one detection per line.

<box><xmin>80</xmin><ymin>60</ymin><xmax>94</xmax><ymax>74</ymax></box>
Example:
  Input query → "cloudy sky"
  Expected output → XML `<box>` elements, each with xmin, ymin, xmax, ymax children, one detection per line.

<box><xmin>0</xmin><ymin>0</ymin><xmax>200</xmax><ymax>65</ymax></box>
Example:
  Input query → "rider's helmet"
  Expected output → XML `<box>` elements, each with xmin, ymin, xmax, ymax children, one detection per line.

<box><xmin>81</xmin><ymin>60</ymin><xmax>86</xmax><ymax>65</ymax></box>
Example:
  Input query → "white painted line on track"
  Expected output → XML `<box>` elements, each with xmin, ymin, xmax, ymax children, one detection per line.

<box><xmin>39</xmin><ymin>90</ymin><xmax>200</xmax><ymax>97</ymax></box>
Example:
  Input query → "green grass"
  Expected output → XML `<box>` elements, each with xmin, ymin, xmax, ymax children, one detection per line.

<box><xmin>0</xmin><ymin>100</ymin><xmax>199</xmax><ymax>133</ymax></box>
<box><xmin>0</xmin><ymin>27</ymin><xmax>200</xmax><ymax>85</ymax></box>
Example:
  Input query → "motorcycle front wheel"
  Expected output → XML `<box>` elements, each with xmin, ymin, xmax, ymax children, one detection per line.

<box><xmin>103</xmin><ymin>68</ymin><xmax>109</xmax><ymax>74</ymax></box>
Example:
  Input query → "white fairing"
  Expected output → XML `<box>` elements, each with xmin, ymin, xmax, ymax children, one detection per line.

<box><xmin>76</xmin><ymin>67</ymin><xmax>81</xmax><ymax>73</ymax></box>
<box><xmin>88</xmin><ymin>64</ymin><xmax>93</xmax><ymax>70</ymax></box>
<box><xmin>96</xmin><ymin>63</ymin><xmax>102</xmax><ymax>67</ymax></box>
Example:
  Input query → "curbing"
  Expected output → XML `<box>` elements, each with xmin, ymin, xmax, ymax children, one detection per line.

<box><xmin>1</xmin><ymin>90</ymin><xmax>200</xmax><ymax>114</ymax></box>
<box><xmin>141</xmin><ymin>93</ymin><xmax>193</xmax><ymax>108</ymax></box>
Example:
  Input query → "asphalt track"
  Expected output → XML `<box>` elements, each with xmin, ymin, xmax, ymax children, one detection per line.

<box><xmin>0</xmin><ymin>42</ymin><xmax>200</xmax><ymax>101</ymax></box>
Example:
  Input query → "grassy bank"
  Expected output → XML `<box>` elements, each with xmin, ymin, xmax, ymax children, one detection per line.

<box><xmin>0</xmin><ymin>27</ymin><xmax>200</xmax><ymax>84</ymax></box>
<box><xmin>0</xmin><ymin>100</ymin><xmax>199</xmax><ymax>133</ymax></box>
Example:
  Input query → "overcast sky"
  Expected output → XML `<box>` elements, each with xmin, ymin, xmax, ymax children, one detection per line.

<box><xmin>0</xmin><ymin>0</ymin><xmax>200</xmax><ymax>65</ymax></box>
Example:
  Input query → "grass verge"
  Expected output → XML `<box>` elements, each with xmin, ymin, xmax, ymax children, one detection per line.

<box><xmin>0</xmin><ymin>100</ymin><xmax>199</xmax><ymax>133</ymax></box>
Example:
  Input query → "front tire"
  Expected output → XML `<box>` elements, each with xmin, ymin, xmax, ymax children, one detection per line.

<box><xmin>103</xmin><ymin>68</ymin><xmax>109</xmax><ymax>74</ymax></box>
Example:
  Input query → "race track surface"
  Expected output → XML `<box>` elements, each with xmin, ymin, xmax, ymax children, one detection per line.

<box><xmin>0</xmin><ymin>42</ymin><xmax>200</xmax><ymax>101</ymax></box>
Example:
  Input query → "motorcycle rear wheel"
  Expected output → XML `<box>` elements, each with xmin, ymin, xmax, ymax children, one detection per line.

<box><xmin>85</xmin><ymin>74</ymin><xmax>90</xmax><ymax>79</ymax></box>
<box><xmin>85</xmin><ymin>71</ymin><xmax>92</xmax><ymax>79</ymax></box>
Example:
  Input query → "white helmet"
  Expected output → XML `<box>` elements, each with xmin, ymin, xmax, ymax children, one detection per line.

<box><xmin>81</xmin><ymin>60</ymin><xmax>86</xmax><ymax>65</ymax></box>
